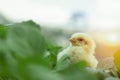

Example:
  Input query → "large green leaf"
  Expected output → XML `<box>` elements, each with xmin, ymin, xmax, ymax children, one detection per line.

<box><xmin>6</xmin><ymin>20</ymin><xmax>47</xmax><ymax>58</ymax></box>
<box><xmin>0</xmin><ymin>21</ymin><xmax>48</xmax><ymax>79</ymax></box>
<box><xmin>16</xmin><ymin>55</ymin><xmax>62</xmax><ymax>80</ymax></box>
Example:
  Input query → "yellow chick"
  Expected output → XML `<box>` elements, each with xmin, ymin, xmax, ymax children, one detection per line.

<box><xmin>57</xmin><ymin>33</ymin><xmax>98</xmax><ymax>69</ymax></box>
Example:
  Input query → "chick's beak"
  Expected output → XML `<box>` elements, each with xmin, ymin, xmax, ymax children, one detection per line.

<box><xmin>70</xmin><ymin>38</ymin><xmax>79</xmax><ymax>46</ymax></box>
<box><xmin>70</xmin><ymin>38</ymin><xmax>75</xmax><ymax>43</ymax></box>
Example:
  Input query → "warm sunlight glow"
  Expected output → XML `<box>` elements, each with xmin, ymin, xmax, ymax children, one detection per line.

<box><xmin>94</xmin><ymin>31</ymin><xmax>120</xmax><ymax>47</ymax></box>
<box><xmin>94</xmin><ymin>31</ymin><xmax>120</xmax><ymax>58</ymax></box>
<box><xmin>106</xmin><ymin>32</ymin><xmax>120</xmax><ymax>46</ymax></box>
<box><xmin>105</xmin><ymin>32</ymin><xmax>120</xmax><ymax>46</ymax></box>
<box><xmin>107</xmin><ymin>33</ymin><xmax>119</xmax><ymax>44</ymax></box>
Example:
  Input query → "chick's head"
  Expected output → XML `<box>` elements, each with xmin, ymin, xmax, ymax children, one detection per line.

<box><xmin>70</xmin><ymin>33</ymin><xmax>96</xmax><ymax>54</ymax></box>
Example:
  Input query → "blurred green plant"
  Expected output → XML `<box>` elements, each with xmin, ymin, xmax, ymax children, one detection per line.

<box><xmin>0</xmin><ymin>20</ymin><xmax>119</xmax><ymax>80</ymax></box>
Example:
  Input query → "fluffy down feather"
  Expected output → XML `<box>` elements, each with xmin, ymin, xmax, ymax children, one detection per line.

<box><xmin>57</xmin><ymin>33</ymin><xmax>98</xmax><ymax>69</ymax></box>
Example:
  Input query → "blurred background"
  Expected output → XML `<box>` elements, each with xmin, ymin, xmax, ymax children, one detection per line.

<box><xmin>0</xmin><ymin>0</ymin><xmax>120</xmax><ymax>62</ymax></box>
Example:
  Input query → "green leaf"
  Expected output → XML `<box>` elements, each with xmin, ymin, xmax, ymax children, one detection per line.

<box><xmin>55</xmin><ymin>54</ymin><xmax>70</xmax><ymax>71</ymax></box>
<box><xmin>27</xmin><ymin>65</ymin><xmax>62</xmax><ymax>80</ymax></box>
<box><xmin>47</xmin><ymin>43</ymin><xmax>62</xmax><ymax>69</ymax></box>
<box><xmin>0</xmin><ymin>21</ymin><xmax>48</xmax><ymax>79</ymax></box>
<box><xmin>0</xmin><ymin>24</ymin><xmax>7</xmax><ymax>39</ymax></box>
<box><xmin>105</xmin><ymin>77</ymin><xmax>120</xmax><ymax>80</ymax></box>
<box><xmin>17</xmin><ymin>56</ymin><xmax>53</xmax><ymax>80</ymax></box>
<box><xmin>58</xmin><ymin>64</ymin><xmax>98</xmax><ymax>80</ymax></box>
<box><xmin>6</xmin><ymin>20</ymin><xmax>47</xmax><ymax>57</ymax></box>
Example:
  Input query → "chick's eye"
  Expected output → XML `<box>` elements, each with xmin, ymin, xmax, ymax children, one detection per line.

<box><xmin>78</xmin><ymin>38</ymin><xmax>84</xmax><ymax>41</ymax></box>
<box><xmin>78</xmin><ymin>38</ymin><xmax>88</xmax><ymax>45</ymax></box>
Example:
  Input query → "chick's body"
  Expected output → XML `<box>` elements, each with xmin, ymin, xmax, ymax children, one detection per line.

<box><xmin>57</xmin><ymin>33</ymin><xmax>98</xmax><ymax>69</ymax></box>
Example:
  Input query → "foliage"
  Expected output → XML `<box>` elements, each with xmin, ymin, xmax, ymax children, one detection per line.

<box><xmin>0</xmin><ymin>20</ymin><xmax>120</xmax><ymax>80</ymax></box>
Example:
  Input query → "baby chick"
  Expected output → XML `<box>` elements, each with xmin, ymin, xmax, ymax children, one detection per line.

<box><xmin>57</xmin><ymin>33</ymin><xmax>98</xmax><ymax>69</ymax></box>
